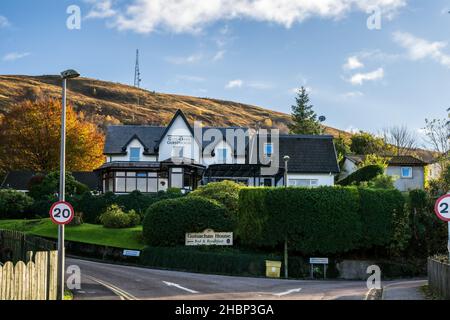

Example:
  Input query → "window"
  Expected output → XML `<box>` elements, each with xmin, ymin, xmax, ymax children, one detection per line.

<box><xmin>171</xmin><ymin>168</ymin><xmax>183</xmax><ymax>188</ymax></box>
<box><xmin>401</xmin><ymin>167</ymin><xmax>413</xmax><ymax>178</ymax></box>
<box><xmin>217</xmin><ymin>148</ymin><xmax>227</xmax><ymax>164</ymax></box>
<box><xmin>172</xmin><ymin>146</ymin><xmax>184</xmax><ymax>158</ymax></box>
<box><xmin>264</xmin><ymin>143</ymin><xmax>273</xmax><ymax>157</ymax></box>
<box><xmin>130</xmin><ymin>148</ymin><xmax>141</xmax><ymax>161</ymax></box>
<box><xmin>288</xmin><ymin>179</ymin><xmax>319</xmax><ymax>187</ymax></box>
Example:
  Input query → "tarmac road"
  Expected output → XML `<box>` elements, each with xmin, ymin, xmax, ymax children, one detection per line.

<box><xmin>66</xmin><ymin>257</ymin><xmax>372</xmax><ymax>300</ymax></box>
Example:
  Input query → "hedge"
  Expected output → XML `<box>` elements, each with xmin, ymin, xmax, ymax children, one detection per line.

<box><xmin>140</xmin><ymin>246</ymin><xmax>317</xmax><ymax>278</ymax></box>
<box><xmin>143</xmin><ymin>196</ymin><xmax>234</xmax><ymax>247</ymax></box>
<box><xmin>338</xmin><ymin>165</ymin><xmax>384</xmax><ymax>186</ymax></box>
<box><xmin>0</xmin><ymin>189</ymin><xmax>34</xmax><ymax>219</ymax></box>
<box><xmin>237</xmin><ymin>186</ymin><xmax>405</xmax><ymax>255</ymax></box>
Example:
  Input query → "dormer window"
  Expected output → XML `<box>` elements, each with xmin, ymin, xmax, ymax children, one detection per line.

<box><xmin>218</xmin><ymin>148</ymin><xmax>227</xmax><ymax>164</ymax></box>
<box><xmin>130</xmin><ymin>147</ymin><xmax>141</xmax><ymax>161</ymax></box>
<box><xmin>172</xmin><ymin>146</ymin><xmax>184</xmax><ymax>158</ymax></box>
<box><xmin>264</xmin><ymin>143</ymin><xmax>273</xmax><ymax>157</ymax></box>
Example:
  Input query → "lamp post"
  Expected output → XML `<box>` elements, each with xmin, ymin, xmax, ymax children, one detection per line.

<box><xmin>58</xmin><ymin>69</ymin><xmax>80</xmax><ymax>300</ymax></box>
<box><xmin>283</xmin><ymin>155</ymin><xmax>290</xmax><ymax>278</ymax></box>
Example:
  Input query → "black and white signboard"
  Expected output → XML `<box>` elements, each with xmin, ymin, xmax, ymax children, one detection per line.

<box><xmin>186</xmin><ymin>229</ymin><xmax>233</xmax><ymax>246</ymax></box>
<box><xmin>49</xmin><ymin>201</ymin><xmax>74</xmax><ymax>225</ymax></box>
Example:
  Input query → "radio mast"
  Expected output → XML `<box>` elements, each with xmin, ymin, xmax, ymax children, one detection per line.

<box><xmin>134</xmin><ymin>49</ymin><xmax>142</xmax><ymax>88</ymax></box>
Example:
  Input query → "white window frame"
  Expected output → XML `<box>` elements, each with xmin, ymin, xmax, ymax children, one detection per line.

<box><xmin>130</xmin><ymin>147</ymin><xmax>141</xmax><ymax>162</ymax></box>
<box><xmin>217</xmin><ymin>148</ymin><xmax>227</xmax><ymax>164</ymax></box>
<box><xmin>288</xmin><ymin>179</ymin><xmax>319</xmax><ymax>187</ymax></box>
<box><xmin>264</xmin><ymin>143</ymin><xmax>273</xmax><ymax>157</ymax></box>
<box><xmin>171</xmin><ymin>146</ymin><xmax>184</xmax><ymax>158</ymax></box>
<box><xmin>401</xmin><ymin>167</ymin><xmax>413</xmax><ymax>179</ymax></box>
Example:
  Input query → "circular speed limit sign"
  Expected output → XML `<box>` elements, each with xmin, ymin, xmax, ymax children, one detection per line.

<box><xmin>49</xmin><ymin>201</ymin><xmax>74</xmax><ymax>225</ymax></box>
<box><xmin>434</xmin><ymin>194</ymin><xmax>450</xmax><ymax>222</ymax></box>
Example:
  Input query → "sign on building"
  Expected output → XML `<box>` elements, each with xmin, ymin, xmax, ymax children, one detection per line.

<box><xmin>185</xmin><ymin>229</ymin><xmax>233</xmax><ymax>246</ymax></box>
<box><xmin>167</xmin><ymin>135</ymin><xmax>192</xmax><ymax>145</ymax></box>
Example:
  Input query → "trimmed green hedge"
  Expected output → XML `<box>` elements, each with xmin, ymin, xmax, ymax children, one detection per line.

<box><xmin>143</xmin><ymin>196</ymin><xmax>234</xmax><ymax>247</ymax></box>
<box><xmin>140</xmin><ymin>246</ymin><xmax>315</xmax><ymax>278</ymax></box>
<box><xmin>238</xmin><ymin>186</ymin><xmax>405</xmax><ymax>255</ymax></box>
<box><xmin>338</xmin><ymin>165</ymin><xmax>384</xmax><ymax>186</ymax></box>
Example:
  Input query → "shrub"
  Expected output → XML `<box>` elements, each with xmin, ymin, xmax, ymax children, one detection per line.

<box><xmin>188</xmin><ymin>180</ymin><xmax>243</xmax><ymax>218</ymax></box>
<box><xmin>28</xmin><ymin>171</ymin><xmax>89</xmax><ymax>200</ymax></box>
<box><xmin>99</xmin><ymin>204</ymin><xmax>140</xmax><ymax>228</ymax></box>
<box><xmin>0</xmin><ymin>189</ymin><xmax>34</xmax><ymax>219</ymax></box>
<box><xmin>238</xmin><ymin>187</ymin><xmax>362</xmax><ymax>254</ymax></box>
<box><xmin>338</xmin><ymin>165</ymin><xmax>384</xmax><ymax>186</ymax></box>
<box><xmin>140</xmin><ymin>246</ymin><xmax>280</xmax><ymax>277</ymax></box>
<box><xmin>75</xmin><ymin>191</ymin><xmax>117</xmax><ymax>224</ymax></box>
<box><xmin>143</xmin><ymin>197</ymin><xmax>233</xmax><ymax>246</ymax></box>
<box><xmin>360</xmin><ymin>174</ymin><xmax>396</xmax><ymax>189</ymax></box>
<box><xmin>116</xmin><ymin>191</ymin><xmax>154</xmax><ymax>218</ymax></box>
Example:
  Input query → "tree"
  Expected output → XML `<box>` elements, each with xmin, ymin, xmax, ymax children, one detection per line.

<box><xmin>382</xmin><ymin>125</ymin><xmax>418</xmax><ymax>156</ymax></box>
<box><xmin>0</xmin><ymin>99</ymin><xmax>105</xmax><ymax>172</ymax></box>
<box><xmin>423</xmin><ymin>117</ymin><xmax>449</xmax><ymax>167</ymax></box>
<box><xmin>288</xmin><ymin>87</ymin><xmax>321</xmax><ymax>135</ymax></box>
<box><xmin>350</xmin><ymin>131</ymin><xmax>388</xmax><ymax>155</ymax></box>
<box><xmin>334</xmin><ymin>135</ymin><xmax>351</xmax><ymax>163</ymax></box>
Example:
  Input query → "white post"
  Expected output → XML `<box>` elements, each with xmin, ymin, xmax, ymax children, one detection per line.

<box><xmin>57</xmin><ymin>78</ymin><xmax>67</xmax><ymax>300</ymax></box>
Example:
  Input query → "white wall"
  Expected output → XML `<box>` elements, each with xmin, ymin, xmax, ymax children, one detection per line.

<box><xmin>202</xmin><ymin>140</ymin><xmax>246</xmax><ymax>166</ymax></box>
<box><xmin>340</xmin><ymin>159</ymin><xmax>358</xmax><ymax>180</ymax></box>
<box><xmin>286</xmin><ymin>173</ymin><xmax>335</xmax><ymax>186</ymax></box>
<box><xmin>158</xmin><ymin>115</ymin><xmax>201</xmax><ymax>163</ymax></box>
<box><xmin>108</xmin><ymin>139</ymin><xmax>157</xmax><ymax>162</ymax></box>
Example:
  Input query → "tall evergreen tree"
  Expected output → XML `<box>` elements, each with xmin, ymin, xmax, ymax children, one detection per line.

<box><xmin>288</xmin><ymin>86</ymin><xmax>321</xmax><ymax>135</ymax></box>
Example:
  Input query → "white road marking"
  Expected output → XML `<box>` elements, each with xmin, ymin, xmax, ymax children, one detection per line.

<box><xmin>163</xmin><ymin>281</ymin><xmax>199</xmax><ymax>294</ymax></box>
<box><xmin>273</xmin><ymin>288</ymin><xmax>302</xmax><ymax>297</ymax></box>
<box><xmin>86</xmin><ymin>275</ymin><xmax>138</xmax><ymax>300</ymax></box>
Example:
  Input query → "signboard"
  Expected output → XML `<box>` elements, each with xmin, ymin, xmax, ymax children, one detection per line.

<box><xmin>185</xmin><ymin>229</ymin><xmax>233</xmax><ymax>246</ymax></box>
<box><xmin>309</xmin><ymin>258</ymin><xmax>329</xmax><ymax>265</ymax></box>
<box><xmin>434</xmin><ymin>194</ymin><xmax>450</xmax><ymax>222</ymax></box>
<box><xmin>167</xmin><ymin>135</ymin><xmax>192</xmax><ymax>145</ymax></box>
<box><xmin>123</xmin><ymin>250</ymin><xmax>141</xmax><ymax>257</ymax></box>
<box><xmin>49</xmin><ymin>201</ymin><xmax>74</xmax><ymax>225</ymax></box>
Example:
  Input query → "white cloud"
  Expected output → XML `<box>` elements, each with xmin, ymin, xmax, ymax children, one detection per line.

<box><xmin>2</xmin><ymin>52</ymin><xmax>30</xmax><ymax>62</ymax></box>
<box><xmin>343</xmin><ymin>56</ymin><xmax>364</xmax><ymax>70</ymax></box>
<box><xmin>225</xmin><ymin>79</ymin><xmax>243</xmax><ymax>89</ymax></box>
<box><xmin>212</xmin><ymin>50</ymin><xmax>225</xmax><ymax>61</ymax></box>
<box><xmin>393</xmin><ymin>31</ymin><xmax>450</xmax><ymax>68</ymax></box>
<box><xmin>165</xmin><ymin>53</ymin><xmax>203</xmax><ymax>64</ymax></box>
<box><xmin>290</xmin><ymin>86</ymin><xmax>314</xmax><ymax>94</ymax></box>
<box><xmin>86</xmin><ymin>0</ymin><xmax>408</xmax><ymax>34</ymax></box>
<box><xmin>349</xmin><ymin>68</ymin><xmax>384</xmax><ymax>85</ymax></box>
<box><xmin>341</xmin><ymin>91</ymin><xmax>364</xmax><ymax>98</ymax></box>
<box><xmin>0</xmin><ymin>15</ymin><xmax>10</xmax><ymax>28</ymax></box>
<box><xmin>85</xmin><ymin>0</ymin><xmax>116</xmax><ymax>19</ymax></box>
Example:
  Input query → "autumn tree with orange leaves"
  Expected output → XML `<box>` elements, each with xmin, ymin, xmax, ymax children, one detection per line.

<box><xmin>0</xmin><ymin>99</ymin><xmax>105</xmax><ymax>172</ymax></box>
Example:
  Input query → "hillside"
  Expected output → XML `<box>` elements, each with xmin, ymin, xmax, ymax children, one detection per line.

<box><xmin>0</xmin><ymin>75</ymin><xmax>348</xmax><ymax>137</ymax></box>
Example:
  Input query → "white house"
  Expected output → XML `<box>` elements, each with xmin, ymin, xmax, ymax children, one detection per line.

<box><xmin>93</xmin><ymin>110</ymin><xmax>340</xmax><ymax>193</ymax></box>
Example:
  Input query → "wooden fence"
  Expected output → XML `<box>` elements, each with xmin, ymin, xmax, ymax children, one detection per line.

<box><xmin>0</xmin><ymin>230</ymin><xmax>56</xmax><ymax>264</ymax></box>
<box><xmin>0</xmin><ymin>250</ymin><xmax>58</xmax><ymax>300</ymax></box>
<box><xmin>428</xmin><ymin>258</ymin><xmax>450</xmax><ymax>300</ymax></box>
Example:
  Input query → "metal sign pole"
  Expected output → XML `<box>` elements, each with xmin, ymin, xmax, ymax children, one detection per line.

<box><xmin>57</xmin><ymin>78</ymin><xmax>67</xmax><ymax>301</ymax></box>
<box><xmin>448</xmin><ymin>221</ymin><xmax>450</xmax><ymax>262</ymax></box>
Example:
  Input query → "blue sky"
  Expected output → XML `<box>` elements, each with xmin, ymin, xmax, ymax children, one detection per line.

<box><xmin>1</xmin><ymin>0</ymin><xmax>449</xmax><ymax>143</ymax></box>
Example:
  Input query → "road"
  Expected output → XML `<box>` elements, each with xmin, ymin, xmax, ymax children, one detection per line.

<box><xmin>66</xmin><ymin>257</ymin><xmax>372</xmax><ymax>300</ymax></box>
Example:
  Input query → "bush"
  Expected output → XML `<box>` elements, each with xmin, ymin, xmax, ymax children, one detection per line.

<box><xmin>99</xmin><ymin>204</ymin><xmax>140</xmax><ymax>228</ymax></box>
<box><xmin>140</xmin><ymin>246</ymin><xmax>280</xmax><ymax>277</ymax></box>
<box><xmin>338</xmin><ymin>165</ymin><xmax>384</xmax><ymax>186</ymax></box>
<box><xmin>360</xmin><ymin>174</ymin><xmax>396</xmax><ymax>189</ymax></box>
<box><xmin>28</xmin><ymin>171</ymin><xmax>89</xmax><ymax>200</ymax></box>
<box><xmin>238</xmin><ymin>187</ymin><xmax>362</xmax><ymax>254</ymax></box>
<box><xmin>75</xmin><ymin>191</ymin><xmax>117</xmax><ymax>224</ymax></box>
<box><xmin>0</xmin><ymin>189</ymin><xmax>34</xmax><ymax>219</ymax></box>
<box><xmin>143</xmin><ymin>197</ymin><xmax>233</xmax><ymax>247</ymax></box>
<box><xmin>188</xmin><ymin>180</ymin><xmax>243</xmax><ymax>218</ymax></box>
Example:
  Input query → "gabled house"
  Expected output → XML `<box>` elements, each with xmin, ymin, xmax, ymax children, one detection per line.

<box><xmin>342</xmin><ymin>155</ymin><xmax>428</xmax><ymax>192</ymax></box>
<box><xmin>95</xmin><ymin>110</ymin><xmax>340</xmax><ymax>194</ymax></box>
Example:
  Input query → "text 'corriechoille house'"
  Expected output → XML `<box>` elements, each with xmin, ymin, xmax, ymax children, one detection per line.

<box><xmin>94</xmin><ymin>110</ymin><xmax>340</xmax><ymax>194</ymax></box>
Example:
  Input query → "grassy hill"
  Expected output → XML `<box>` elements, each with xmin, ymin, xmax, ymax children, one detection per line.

<box><xmin>0</xmin><ymin>75</ymin><xmax>348</xmax><ymax>137</ymax></box>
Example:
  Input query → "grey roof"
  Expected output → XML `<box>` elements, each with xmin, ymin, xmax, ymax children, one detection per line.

<box><xmin>345</xmin><ymin>155</ymin><xmax>428</xmax><ymax>167</ymax></box>
<box><xmin>0</xmin><ymin>171</ymin><xmax>100</xmax><ymax>191</ymax></box>
<box><xmin>278</xmin><ymin>135</ymin><xmax>340</xmax><ymax>173</ymax></box>
<box><xmin>104</xmin><ymin>126</ymin><xmax>165</xmax><ymax>155</ymax></box>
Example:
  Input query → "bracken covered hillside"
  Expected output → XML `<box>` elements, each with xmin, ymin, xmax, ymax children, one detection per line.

<box><xmin>0</xmin><ymin>75</ymin><xmax>348</xmax><ymax>136</ymax></box>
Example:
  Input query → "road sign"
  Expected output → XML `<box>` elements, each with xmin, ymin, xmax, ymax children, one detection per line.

<box><xmin>309</xmin><ymin>258</ymin><xmax>329</xmax><ymax>264</ymax></box>
<box><xmin>123</xmin><ymin>250</ymin><xmax>141</xmax><ymax>257</ymax></box>
<box><xmin>49</xmin><ymin>201</ymin><xmax>74</xmax><ymax>225</ymax></box>
<box><xmin>434</xmin><ymin>194</ymin><xmax>450</xmax><ymax>222</ymax></box>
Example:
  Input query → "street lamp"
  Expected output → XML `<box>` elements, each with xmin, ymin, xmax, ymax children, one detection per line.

<box><xmin>282</xmin><ymin>155</ymin><xmax>290</xmax><ymax>279</ymax></box>
<box><xmin>57</xmin><ymin>69</ymin><xmax>80</xmax><ymax>300</ymax></box>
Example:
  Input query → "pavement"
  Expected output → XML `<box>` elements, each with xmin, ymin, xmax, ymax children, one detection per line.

<box><xmin>66</xmin><ymin>257</ymin><xmax>429</xmax><ymax>300</ymax></box>
<box><xmin>382</xmin><ymin>279</ymin><xmax>427</xmax><ymax>300</ymax></box>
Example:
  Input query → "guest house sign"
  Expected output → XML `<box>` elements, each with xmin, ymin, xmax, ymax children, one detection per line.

<box><xmin>185</xmin><ymin>229</ymin><xmax>233</xmax><ymax>246</ymax></box>
<box><xmin>167</xmin><ymin>135</ymin><xmax>192</xmax><ymax>145</ymax></box>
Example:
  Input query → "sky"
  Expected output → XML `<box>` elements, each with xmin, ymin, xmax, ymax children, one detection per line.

<box><xmin>0</xmin><ymin>0</ymin><xmax>449</xmax><ymax>145</ymax></box>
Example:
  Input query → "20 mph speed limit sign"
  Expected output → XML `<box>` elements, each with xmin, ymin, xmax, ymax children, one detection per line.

<box><xmin>49</xmin><ymin>201</ymin><xmax>74</xmax><ymax>225</ymax></box>
<box><xmin>434</xmin><ymin>194</ymin><xmax>450</xmax><ymax>222</ymax></box>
